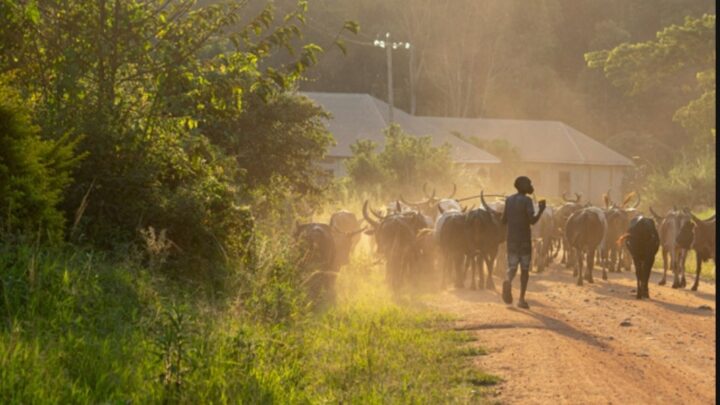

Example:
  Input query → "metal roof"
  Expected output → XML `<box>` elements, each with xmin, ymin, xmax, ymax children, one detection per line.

<box><xmin>301</xmin><ymin>92</ymin><xmax>501</xmax><ymax>164</ymax></box>
<box><xmin>421</xmin><ymin>116</ymin><xmax>634</xmax><ymax>166</ymax></box>
<box><xmin>301</xmin><ymin>92</ymin><xmax>633</xmax><ymax>167</ymax></box>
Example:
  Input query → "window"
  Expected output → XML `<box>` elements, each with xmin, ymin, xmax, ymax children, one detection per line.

<box><xmin>559</xmin><ymin>171</ymin><xmax>571</xmax><ymax>195</ymax></box>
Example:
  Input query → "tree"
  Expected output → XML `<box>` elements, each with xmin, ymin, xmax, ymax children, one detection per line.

<box><xmin>0</xmin><ymin>0</ymin><xmax>354</xmax><ymax>270</ymax></box>
<box><xmin>586</xmin><ymin>14</ymin><xmax>716</xmax><ymax>206</ymax></box>
<box><xmin>0</xmin><ymin>78</ymin><xmax>82</xmax><ymax>241</ymax></box>
<box><xmin>345</xmin><ymin>124</ymin><xmax>454</xmax><ymax>197</ymax></box>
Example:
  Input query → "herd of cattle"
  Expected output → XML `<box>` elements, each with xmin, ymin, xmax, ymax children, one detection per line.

<box><xmin>294</xmin><ymin>184</ymin><xmax>716</xmax><ymax>303</ymax></box>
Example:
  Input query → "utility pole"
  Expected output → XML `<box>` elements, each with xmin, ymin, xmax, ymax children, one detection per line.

<box><xmin>373</xmin><ymin>33</ymin><xmax>411</xmax><ymax>124</ymax></box>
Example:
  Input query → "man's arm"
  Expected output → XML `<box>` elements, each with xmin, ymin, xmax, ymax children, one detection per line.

<box><xmin>528</xmin><ymin>198</ymin><xmax>546</xmax><ymax>225</ymax></box>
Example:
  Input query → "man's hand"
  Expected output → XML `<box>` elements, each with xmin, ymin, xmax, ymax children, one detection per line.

<box><xmin>538</xmin><ymin>200</ymin><xmax>546</xmax><ymax>211</ymax></box>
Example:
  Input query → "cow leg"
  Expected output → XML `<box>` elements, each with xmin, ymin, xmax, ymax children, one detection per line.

<box><xmin>470</xmin><ymin>255</ymin><xmax>478</xmax><ymax>290</ymax></box>
<box><xmin>585</xmin><ymin>249</ymin><xmax>595</xmax><ymax>283</ymax></box>
<box><xmin>679</xmin><ymin>250</ymin><xmax>687</xmax><ymax>288</ymax></box>
<box><xmin>485</xmin><ymin>256</ymin><xmax>496</xmax><ymax>290</ymax></box>
<box><xmin>658</xmin><ymin>247</ymin><xmax>668</xmax><ymax>285</ymax></box>
<box><xmin>691</xmin><ymin>252</ymin><xmax>702</xmax><ymax>291</ymax></box>
<box><xmin>671</xmin><ymin>249</ymin><xmax>680</xmax><ymax>289</ymax></box>
<box><xmin>477</xmin><ymin>256</ymin><xmax>485</xmax><ymax>290</ymax></box>
<box><xmin>454</xmin><ymin>255</ymin><xmax>465</xmax><ymax>289</ymax></box>
<box><xmin>537</xmin><ymin>240</ymin><xmax>545</xmax><ymax>273</ymax></box>
<box><xmin>609</xmin><ymin>248</ymin><xmax>617</xmax><ymax>272</ymax></box>
<box><xmin>632</xmin><ymin>257</ymin><xmax>643</xmax><ymax>299</ymax></box>
<box><xmin>642</xmin><ymin>260</ymin><xmax>652</xmax><ymax>299</ymax></box>
<box><xmin>600</xmin><ymin>248</ymin><xmax>608</xmax><ymax>280</ymax></box>
<box><xmin>576</xmin><ymin>249</ymin><xmax>584</xmax><ymax>286</ymax></box>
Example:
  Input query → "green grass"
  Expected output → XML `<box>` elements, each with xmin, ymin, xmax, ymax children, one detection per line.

<box><xmin>0</xmin><ymin>239</ymin><xmax>499</xmax><ymax>403</ymax></box>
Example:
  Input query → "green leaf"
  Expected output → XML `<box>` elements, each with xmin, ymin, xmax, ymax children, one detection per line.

<box><xmin>335</xmin><ymin>39</ymin><xmax>347</xmax><ymax>55</ymax></box>
<box><xmin>343</xmin><ymin>20</ymin><xmax>360</xmax><ymax>35</ymax></box>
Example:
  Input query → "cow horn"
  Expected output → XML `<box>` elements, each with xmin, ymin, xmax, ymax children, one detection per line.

<box><xmin>480</xmin><ymin>190</ymin><xmax>493</xmax><ymax>213</ymax></box>
<box><xmin>648</xmin><ymin>206</ymin><xmax>664</xmax><ymax>221</ymax></box>
<box><xmin>396</xmin><ymin>200</ymin><xmax>402</xmax><ymax>213</ymax></box>
<box><xmin>574</xmin><ymin>192</ymin><xmax>582</xmax><ymax>203</ymax></box>
<box><xmin>362</xmin><ymin>200</ymin><xmax>380</xmax><ymax>228</ymax></box>
<box><xmin>399</xmin><ymin>195</ymin><xmax>422</xmax><ymax>207</ymax></box>
<box><xmin>629</xmin><ymin>191</ymin><xmax>641</xmax><ymax>209</ymax></box>
<box><xmin>603</xmin><ymin>189</ymin><xmax>611</xmax><ymax>209</ymax></box>
<box><xmin>562</xmin><ymin>192</ymin><xmax>574</xmax><ymax>202</ymax></box>
<box><xmin>448</xmin><ymin>183</ymin><xmax>457</xmax><ymax>198</ymax></box>
<box><xmin>422</xmin><ymin>182</ymin><xmax>432</xmax><ymax>198</ymax></box>
<box><xmin>689</xmin><ymin>212</ymin><xmax>703</xmax><ymax>224</ymax></box>
<box><xmin>348</xmin><ymin>226</ymin><xmax>368</xmax><ymax>237</ymax></box>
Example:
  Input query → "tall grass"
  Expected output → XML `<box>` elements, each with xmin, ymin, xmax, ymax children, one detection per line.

<box><xmin>0</xmin><ymin>232</ymin><xmax>498</xmax><ymax>403</ymax></box>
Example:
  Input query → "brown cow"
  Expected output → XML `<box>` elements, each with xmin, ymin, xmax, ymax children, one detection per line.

<box><xmin>688</xmin><ymin>213</ymin><xmax>716</xmax><ymax>291</ymax></box>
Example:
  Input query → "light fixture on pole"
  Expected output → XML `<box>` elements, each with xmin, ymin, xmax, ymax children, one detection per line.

<box><xmin>373</xmin><ymin>32</ymin><xmax>411</xmax><ymax>124</ymax></box>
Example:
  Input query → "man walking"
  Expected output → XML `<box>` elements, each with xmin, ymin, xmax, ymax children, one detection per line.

<box><xmin>502</xmin><ymin>176</ymin><xmax>545</xmax><ymax>309</ymax></box>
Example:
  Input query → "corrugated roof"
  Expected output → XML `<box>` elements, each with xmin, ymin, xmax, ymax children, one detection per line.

<box><xmin>301</xmin><ymin>92</ymin><xmax>501</xmax><ymax>164</ymax></box>
<box><xmin>421</xmin><ymin>116</ymin><xmax>634</xmax><ymax>166</ymax></box>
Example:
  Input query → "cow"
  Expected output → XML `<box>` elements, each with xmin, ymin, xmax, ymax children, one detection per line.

<box><xmin>329</xmin><ymin>210</ymin><xmax>364</xmax><ymax>268</ymax></box>
<box><xmin>555</xmin><ymin>192</ymin><xmax>585</xmax><ymax>268</ymax></box>
<box><xmin>413</xmin><ymin>228</ymin><xmax>438</xmax><ymax>287</ymax></box>
<box><xmin>465</xmin><ymin>191</ymin><xmax>507</xmax><ymax>290</ymax></box>
<box><xmin>362</xmin><ymin>200</ymin><xmax>426</xmax><ymax>292</ymax></box>
<box><xmin>564</xmin><ymin>206</ymin><xmax>607</xmax><ymax>285</ymax></box>
<box><xmin>434</xmin><ymin>209</ymin><xmax>468</xmax><ymax>289</ymax></box>
<box><xmin>294</xmin><ymin>221</ymin><xmax>366</xmax><ymax>304</ymax></box>
<box><xmin>649</xmin><ymin>207</ymin><xmax>692</xmax><ymax>288</ymax></box>
<box><xmin>688</xmin><ymin>212</ymin><xmax>716</xmax><ymax>291</ymax></box>
<box><xmin>618</xmin><ymin>216</ymin><xmax>660</xmax><ymax>299</ymax></box>
<box><xmin>531</xmin><ymin>201</ymin><xmax>557</xmax><ymax>273</ymax></box>
<box><xmin>601</xmin><ymin>191</ymin><xmax>641</xmax><ymax>273</ymax></box>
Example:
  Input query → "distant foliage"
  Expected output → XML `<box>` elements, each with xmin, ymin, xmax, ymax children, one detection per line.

<box><xmin>345</xmin><ymin>125</ymin><xmax>455</xmax><ymax>197</ymax></box>
<box><xmin>586</xmin><ymin>14</ymin><xmax>716</xmax><ymax>207</ymax></box>
<box><xmin>0</xmin><ymin>80</ymin><xmax>82</xmax><ymax>241</ymax></box>
<box><xmin>645</xmin><ymin>149</ymin><xmax>716</xmax><ymax>209</ymax></box>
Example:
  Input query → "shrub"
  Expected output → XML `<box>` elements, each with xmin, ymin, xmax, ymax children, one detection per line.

<box><xmin>345</xmin><ymin>125</ymin><xmax>455</xmax><ymax>198</ymax></box>
<box><xmin>0</xmin><ymin>80</ymin><xmax>82</xmax><ymax>241</ymax></box>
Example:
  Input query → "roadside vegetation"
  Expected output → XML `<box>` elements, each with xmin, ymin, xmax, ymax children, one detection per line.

<box><xmin>0</xmin><ymin>237</ymin><xmax>498</xmax><ymax>403</ymax></box>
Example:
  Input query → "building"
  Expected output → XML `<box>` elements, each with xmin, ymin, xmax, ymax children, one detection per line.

<box><xmin>302</xmin><ymin>91</ymin><xmax>634</xmax><ymax>205</ymax></box>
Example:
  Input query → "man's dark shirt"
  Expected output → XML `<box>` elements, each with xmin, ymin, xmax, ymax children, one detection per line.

<box><xmin>501</xmin><ymin>193</ymin><xmax>535</xmax><ymax>244</ymax></box>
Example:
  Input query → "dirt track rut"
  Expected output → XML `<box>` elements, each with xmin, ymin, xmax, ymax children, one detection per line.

<box><xmin>426</xmin><ymin>265</ymin><xmax>716</xmax><ymax>405</ymax></box>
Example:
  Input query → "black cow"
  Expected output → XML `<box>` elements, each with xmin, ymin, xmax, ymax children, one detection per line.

<box><xmin>619</xmin><ymin>216</ymin><xmax>660</xmax><ymax>299</ymax></box>
<box><xmin>363</xmin><ymin>200</ymin><xmax>426</xmax><ymax>292</ymax></box>
<box><xmin>434</xmin><ymin>210</ymin><xmax>469</xmax><ymax>289</ymax></box>
<box><xmin>564</xmin><ymin>207</ymin><xmax>607</xmax><ymax>285</ymax></box>
<box><xmin>293</xmin><ymin>222</ymin><xmax>339</xmax><ymax>304</ymax></box>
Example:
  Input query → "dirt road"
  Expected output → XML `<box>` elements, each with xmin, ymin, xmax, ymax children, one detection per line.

<box><xmin>426</xmin><ymin>265</ymin><xmax>716</xmax><ymax>405</ymax></box>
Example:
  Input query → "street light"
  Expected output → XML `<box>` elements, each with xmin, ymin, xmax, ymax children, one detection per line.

<box><xmin>373</xmin><ymin>32</ymin><xmax>412</xmax><ymax>124</ymax></box>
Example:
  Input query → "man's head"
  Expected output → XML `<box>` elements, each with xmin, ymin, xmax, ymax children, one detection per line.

<box><xmin>514</xmin><ymin>176</ymin><xmax>534</xmax><ymax>195</ymax></box>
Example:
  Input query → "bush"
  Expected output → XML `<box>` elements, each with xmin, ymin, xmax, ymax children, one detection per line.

<box><xmin>645</xmin><ymin>149</ymin><xmax>716</xmax><ymax>208</ymax></box>
<box><xmin>0</xmin><ymin>80</ymin><xmax>82</xmax><ymax>241</ymax></box>
<box><xmin>345</xmin><ymin>125</ymin><xmax>455</xmax><ymax>198</ymax></box>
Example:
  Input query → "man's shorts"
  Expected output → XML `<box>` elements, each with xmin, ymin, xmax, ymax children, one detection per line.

<box><xmin>507</xmin><ymin>240</ymin><xmax>532</xmax><ymax>273</ymax></box>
